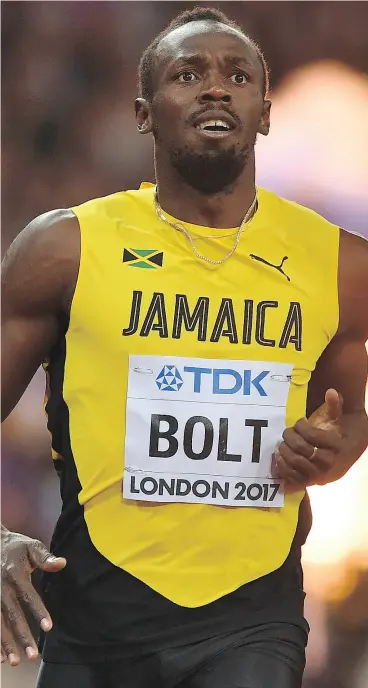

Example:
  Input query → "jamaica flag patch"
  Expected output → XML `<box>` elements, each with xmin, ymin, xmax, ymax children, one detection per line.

<box><xmin>122</xmin><ymin>248</ymin><xmax>163</xmax><ymax>269</ymax></box>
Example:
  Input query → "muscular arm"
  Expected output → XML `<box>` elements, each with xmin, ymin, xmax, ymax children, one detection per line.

<box><xmin>1</xmin><ymin>209</ymin><xmax>80</xmax><ymax>420</ymax></box>
<box><xmin>307</xmin><ymin>230</ymin><xmax>368</xmax><ymax>414</ymax></box>
<box><xmin>306</xmin><ymin>334</ymin><xmax>368</xmax><ymax>480</ymax></box>
<box><xmin>1</xmin><ymin>209</ymin><xmax>80</xmax><ymax>666</ymax></box>
<box><xmin>306</xmin><ymin>229</ymin><xmax>368</xmax><ymax>479</ymax></box>
<box><xmin>278</xmin><ymin>229</ymin><xmax>368</xmax><ymax>488</ymax></box>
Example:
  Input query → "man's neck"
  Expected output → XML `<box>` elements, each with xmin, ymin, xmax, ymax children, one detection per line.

<box><xmin>154</xmin><ymin>154</ymin><xmax>257</xmax><ymax>229</ymax></box>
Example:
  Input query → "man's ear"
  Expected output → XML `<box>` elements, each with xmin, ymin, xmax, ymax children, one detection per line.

<box><xmin>258</xmin><ymin>99</ymin><xmax>271</xmax><ymax>136</ymax></box>
<box><xmin>135</xmin><ymin>98</ymin><xmax>153</xmax><ymax>134</ymax></box>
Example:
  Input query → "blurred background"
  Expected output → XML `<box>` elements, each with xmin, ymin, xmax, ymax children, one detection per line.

<box><xmin>1</xmin><ymin>1</ymin><xmax>368</xmax><ymax>686</ymax></box>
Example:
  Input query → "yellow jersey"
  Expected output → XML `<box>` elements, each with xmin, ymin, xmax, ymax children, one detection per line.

<box><xmin>46</xmin><ymin>183</ymin><xmax>339</xmax><ymax>614</ymax></box>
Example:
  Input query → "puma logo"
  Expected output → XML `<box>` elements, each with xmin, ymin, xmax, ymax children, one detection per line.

<box><xmin>250</xmin><ymin>254</ymin><xmax>291</xmax><ymax>282</ymax></box>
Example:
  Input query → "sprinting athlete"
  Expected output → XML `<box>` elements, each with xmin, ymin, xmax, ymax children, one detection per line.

<box><xmin>2</xmin><ymin>7</ymin><xmax>368</xmax><ymax>688</ymax></box>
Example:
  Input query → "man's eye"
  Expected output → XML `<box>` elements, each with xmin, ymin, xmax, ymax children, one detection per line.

<box><xmin>230</xmin><ymin>72</ymin><xmax>249</xmax><ymax>84</ymax></box>
<box><xmin>177</xmin><ymin>71</ymin><xmax>197</xmax><ymax>82</ymax></box>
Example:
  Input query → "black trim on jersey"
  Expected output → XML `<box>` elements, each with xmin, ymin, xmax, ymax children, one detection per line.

<box><xmin>40</xmin><ymin>329</ymin><xmax>311</xmax><ymax>665</ymax></box>
<box><xmin>45</xmin><ymin>337</ymin><xmax>83</xmax><ymax>545</ymax></box>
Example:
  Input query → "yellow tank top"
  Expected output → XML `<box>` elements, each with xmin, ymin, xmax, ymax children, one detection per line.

<box><xmin>66</xmin><ymin>183</ymin><xmax>339</xmax><ymax>606</ymax></box>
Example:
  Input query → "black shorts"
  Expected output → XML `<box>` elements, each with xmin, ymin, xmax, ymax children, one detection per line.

<box><xmin>36</xmin><ymin>621</ymin><xmax>307</xmax><ymax>688</ymax></box>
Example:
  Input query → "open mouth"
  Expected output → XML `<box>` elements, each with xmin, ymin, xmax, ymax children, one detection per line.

<box><xmin>196</xmin><ymin>119</ymin><xmax>231</xmax><ymax>132</ymax></box>
<box><xmin>195</xmin><ymin>119</ymin><xmax>233</xmax><ymax>136</ymax></box>
<box><xmin>193</xmin><ymin>117</ymin><xmax>235</xmax><ymax>138</ymax></box>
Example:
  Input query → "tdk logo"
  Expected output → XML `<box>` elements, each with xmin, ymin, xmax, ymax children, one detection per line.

<box><xmin>156</xmin><ymin>366</ymin><xmax>184</xmax><ymax>391</ymax></box>
<box><xmin>156</xmin><ymin>365</ymin><xmax>269</xmax><ymax>396</ymax></box>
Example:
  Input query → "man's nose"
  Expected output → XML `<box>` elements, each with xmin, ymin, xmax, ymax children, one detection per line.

<box><xmin>198</xmin><ymin>84</ymin><xmax>232</xmax><ymax>104</ymax></box>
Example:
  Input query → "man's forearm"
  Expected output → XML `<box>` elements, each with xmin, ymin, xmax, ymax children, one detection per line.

<box><xmin>327</xmin><ymin>409</ymin><xmax>368</xmax><ymax>483</ymax></box>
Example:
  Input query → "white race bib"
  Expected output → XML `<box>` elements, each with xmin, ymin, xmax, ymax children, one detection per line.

<box><xmin>123</xmin><ymin>355</ymin><xmax>292</xmax><ymax>508</ymax></box>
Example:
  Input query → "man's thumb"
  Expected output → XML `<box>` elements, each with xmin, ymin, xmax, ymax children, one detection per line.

<box><xmin>325</xmin><ymin>388</ymin><xmax>343</xmax><ymax>422</ymax></box>
<box><xmin>309</xmin><ymin>388</ymin><xmax>343</xmax><ymax>429</ymax></box>
<box><xmin>28</xmin><ymin>542</ymin><xmax>66</xmax><ymax>572</ymax></box>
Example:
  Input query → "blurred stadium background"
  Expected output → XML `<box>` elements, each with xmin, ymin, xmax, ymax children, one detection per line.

<box><xmin>1</xmin><ymin>1</ymin><xmax>368</xmax><ymax>686</ymax></box>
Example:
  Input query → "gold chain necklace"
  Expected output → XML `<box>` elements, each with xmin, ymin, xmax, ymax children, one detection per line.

<box><xmin>153</xmin><ymin>189</ymin><xmax>258</xmax><ymax>265</ymax></box>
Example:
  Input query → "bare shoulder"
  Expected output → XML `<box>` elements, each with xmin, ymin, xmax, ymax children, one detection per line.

<box><xmin>338</xmin><ymin>228</ymin><xmax>368</xmax><ymax>337</ymax></box>
<box><xmin>339</xmin><ymin>228</ymin><xmax>368</xmax><ymax>281</ymax></box>
<box><xmin>2</xmin><ymin>209</ymin><xmax>80</xmax><ymax>316</ymax></box>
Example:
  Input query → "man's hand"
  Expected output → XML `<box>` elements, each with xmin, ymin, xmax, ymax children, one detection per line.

<box><xmin>1</xmin><ymin>528</ymin><xmax>66</xmax><ymax>666</ymax></box>
<box><xmin>274</xmin><ymin>389</ymin><xmax>344</xmax><ymax>488</ymax></box>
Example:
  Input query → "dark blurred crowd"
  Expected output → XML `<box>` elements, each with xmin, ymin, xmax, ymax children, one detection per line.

<box><xmin>2</xmin><ymin>1</ymin><xmax>368</xmax><ymax>247</ymax></box>
<box><xmin>2</xmin><ymin>3</ymin><xmax>368</xmax><ymax>687</ymax></box>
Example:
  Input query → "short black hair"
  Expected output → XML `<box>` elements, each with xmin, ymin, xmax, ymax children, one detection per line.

<box><xmin>138</xmin><ymin>6</ymin><xmax>270</xmax><ymax>102</ymax></box>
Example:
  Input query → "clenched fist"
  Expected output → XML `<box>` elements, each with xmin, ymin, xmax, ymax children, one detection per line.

<box><xmin>274</xmin><ymin>388</ymin><xmax>343</xmax><ymax>487</ymax></box>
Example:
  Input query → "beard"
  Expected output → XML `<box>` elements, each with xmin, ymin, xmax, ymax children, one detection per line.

<box><xmin>168</xmin><ymin>142</ymin><xmax>252</xmax><ymax>195</ymax></box>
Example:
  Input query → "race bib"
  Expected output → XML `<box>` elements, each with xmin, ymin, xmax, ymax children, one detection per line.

<box><xmin>123</xmin><ymin>355</ymin><xmax>293</xmax><ymax>508</ymax></box>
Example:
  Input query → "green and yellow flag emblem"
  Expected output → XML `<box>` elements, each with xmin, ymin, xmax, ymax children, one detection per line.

<box><xmin>122</xmin><ymin>248</ymin><xmax>164</xmax><ymax>269</ymax></box>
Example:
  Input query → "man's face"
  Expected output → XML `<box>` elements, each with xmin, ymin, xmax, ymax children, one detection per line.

<box><xmin>136</xmin><ymin>21</ymin><xmax>271</xmax><ymax>194</ymax></box>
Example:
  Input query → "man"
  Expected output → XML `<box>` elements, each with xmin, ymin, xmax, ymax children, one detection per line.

<box><xmin>1</xmin><ymin>7</ymin><xmax>368</xmax><ymax>688</ymax></box>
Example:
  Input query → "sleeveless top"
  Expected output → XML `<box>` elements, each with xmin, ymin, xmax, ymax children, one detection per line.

<box><xmin>42</xmin><ymin>183</ymin><xmax>339</xmax><ymax>659</ymax></box>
